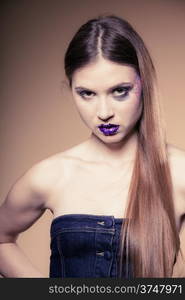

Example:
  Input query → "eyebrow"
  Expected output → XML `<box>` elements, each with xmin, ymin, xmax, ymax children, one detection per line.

<box><xmin>74</xmin><ymin>81</ymin><xmax>133</xmax><ymax>93</ymax></box>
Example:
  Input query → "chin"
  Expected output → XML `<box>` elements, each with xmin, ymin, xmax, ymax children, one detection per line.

<box><xmin>98</xmin><ymin>132</ymin><xmax>125</xmax><ymax>143</ymax></box>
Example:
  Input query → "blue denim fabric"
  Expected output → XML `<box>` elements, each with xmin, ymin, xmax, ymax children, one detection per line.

<box><xmin>49</xmin><ymin>214</ymin><xmax>133</xmax><ymax>278</ymax></box>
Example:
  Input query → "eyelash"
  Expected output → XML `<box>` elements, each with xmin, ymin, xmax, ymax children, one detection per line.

<box><xmin>78</xmin><ymin>86</ymin><xmax>132</xmax><ymax>100</ymax></box>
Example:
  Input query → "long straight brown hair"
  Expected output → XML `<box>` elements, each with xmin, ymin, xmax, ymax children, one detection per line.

<box><xmin>64</xmin><ymin>14</ymin><xmax>180</xmax><ymax>277</ymax></box>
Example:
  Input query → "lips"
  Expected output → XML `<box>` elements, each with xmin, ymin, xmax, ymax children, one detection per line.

<box><xmin>98</xmin><ymin>124</ymin><xmax>120</xmax><ymax>135</ymax></box>
<box><xmin>98</xmin><ymin>123</ymin><xmax>119</xmax><ymax>129</ymax></box>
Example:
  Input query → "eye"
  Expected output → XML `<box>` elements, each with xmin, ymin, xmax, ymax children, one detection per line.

<box><xmin>78</xmin><ymin>90</ymin><xmax>95</xmax><ymax>99</ymax></box>
<box><xmin>113</xmin><ymin>86</ymin><xmax>132</xmax><ymax>98</ymax></box>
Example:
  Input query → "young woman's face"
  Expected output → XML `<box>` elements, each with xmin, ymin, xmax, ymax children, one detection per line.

<box><xmin>71</xmin><ymin>57</ymin><xmax>142</xmax><ymax>143</ymax></box>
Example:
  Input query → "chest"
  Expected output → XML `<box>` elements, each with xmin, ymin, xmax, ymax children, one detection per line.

<box><xmin>47</xmin><ymin>159</ymin><xmax>184</xmax><ymax>229</ymax></box>
<box><xmin>49</xmin><ymin>161</ymin><xmax>132</xmax><ymax>218</ymax></box>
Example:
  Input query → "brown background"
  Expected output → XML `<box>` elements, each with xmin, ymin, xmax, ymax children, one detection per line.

<box><xmin>1</xmin><ymin>0</ymin><xmax>185</xmax><ymax>277</ymax></box>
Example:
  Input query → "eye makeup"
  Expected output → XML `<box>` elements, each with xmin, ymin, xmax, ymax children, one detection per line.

<box><xmin>77</xmin><ymin>90</ymin><xmax>95</xmax><ymax>99</ymax></box>
<box><xmin>111</xmin><ymin>85</ymin><xmax>133</xmax><ymax>99</ymax></box>
<box><xmin>75</xmin><ymin>84</ymin><xmax>133</xmax><ymax>100</ymax></box>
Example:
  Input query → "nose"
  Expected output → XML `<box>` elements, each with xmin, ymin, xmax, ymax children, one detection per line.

<box><xmin>97</xmin><ymin>97</ymin><xmax>114</xmax><ymax>122</ymax></box>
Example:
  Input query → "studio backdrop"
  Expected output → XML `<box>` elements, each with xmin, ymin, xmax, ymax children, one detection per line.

<box><xmin>1</xmin><ymin>0</ymin><xmax>185</xmax><ymax>276</ymax></box>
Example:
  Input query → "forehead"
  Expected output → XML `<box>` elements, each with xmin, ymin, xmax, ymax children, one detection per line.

<box><xmin>72</xmin><ymin>57</ymin><xmax>139</xmax><ymax>90</ymax></box>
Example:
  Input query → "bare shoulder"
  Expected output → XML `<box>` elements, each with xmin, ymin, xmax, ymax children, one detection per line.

<box><xmin>22</xmin><ymin>142</ymin><xmax>86</xmax><ymax>193</ymax></box>
<box><xmin>167</xmin><ymin>143</ymin><xmax>185</xmax><ymax>194</ymax></box>
<box><xmin>167</xmin><ymin>144</ymin><xmax>185</xmax><ymax>275</ymax></box>
<box><xmin>2</xmin><ymin>152</ymin><xmax>68</xmax><ymax>211</ymax></box>
<box><xmin>20</xmin><ymin>152</ymin><xmax>70</xmax><ymax>202</ymax></box>
<box><xmin>167</xmin><ymin>143</ymin><xmax>185</xmax><ymax>158</ymax></box>
<box><xmin>167</xmin><ymin>143</ymin><xmax>185</xmax><ymax>169</ymax></box>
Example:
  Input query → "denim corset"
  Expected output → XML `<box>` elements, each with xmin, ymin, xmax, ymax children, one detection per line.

<box><xmin>49</xmin><ymin>213</ymin><xmax>133</xmax><ymax>278</ymax></box>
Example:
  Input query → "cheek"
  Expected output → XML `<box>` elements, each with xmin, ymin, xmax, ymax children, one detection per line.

<box><xmin>73</xmin><ymin>100</ymin><xmax>95</xmax><ymax>125</ymax></box>
<box><xmin>117</xmin><ymin>92</ymin><xmax>142</xmax><ymax>124</ymax></box>
<box><xmin>130</xmin><ymin>99</ymin><xmax>143</xmax><ymax>121</ymax></box>
<box><xmin>75</xmin><ymin>101</ymin><xmax>92</xmax><ymax>116</ymax></box>
<box><xmin>128</xmin><ymin>83</ymin><xmax>142</xmax><ymax>118</ymax></box>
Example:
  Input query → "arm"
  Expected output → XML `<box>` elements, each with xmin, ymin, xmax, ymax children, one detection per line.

<box><xmin>0</xmin><ymin>164</ymin><xmax>49</xmax><ymax>278</ymax></box>
<box><xmin>171</xmin><ymin>146</ymin><xmax>185</xmax><ymax>277</ymax></box>
<box><xmin>172</xmin><ymin>218</ymin><xmax>185</xmax><ymax>277</ymax></box>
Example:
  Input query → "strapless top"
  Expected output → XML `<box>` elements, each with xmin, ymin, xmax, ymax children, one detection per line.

<box><xmin>49</xmin><ymin>213</ymin><xmax>133</xmax><ymax>278</ymax></box>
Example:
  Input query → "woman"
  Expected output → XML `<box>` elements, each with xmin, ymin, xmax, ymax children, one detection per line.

<box><xmin>0</xmin><ymin>14</ymin><xmax>185</xmax><ymax>278</ymax></box>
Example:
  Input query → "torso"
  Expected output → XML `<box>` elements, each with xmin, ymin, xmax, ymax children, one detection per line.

<box><xmin>42</xmin><ymin>141</ymin><xmax>185</xmax><ymax>232</ymax></box>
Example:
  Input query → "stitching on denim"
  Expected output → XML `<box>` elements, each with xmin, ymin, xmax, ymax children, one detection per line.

<box><xmin>51</xmin><ymin>227</ymin><xmax>115</xmax><ymax>241</ymax></box>
<box><xmin>57</xmin><ymin>235</ymin><xmax>66</xmax><ymax>277</ymax></box>
<box><xmin>93</xmin><ymin>229</ymin><xmax>99</xmax><ymax>277</ymax></box>
<box><xmin>107</xmin><ymin>232</ymin><xmax>114</xmax><ymax>276</ymax></box>
<box><xmin>114</xmin><ymin>225</ymin><xmax>120</xmax><ymax>277</ymax></box>
<box><xmin>52</xmin><ymin>226</ymin><xmax>115</xmax><ymax>232</ymax></box>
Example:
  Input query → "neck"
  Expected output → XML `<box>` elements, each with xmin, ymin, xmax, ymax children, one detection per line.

<box><xmin>87</xmin><ymin>129</ymin><xmax>138</xmax><ymax>167</ymax></box>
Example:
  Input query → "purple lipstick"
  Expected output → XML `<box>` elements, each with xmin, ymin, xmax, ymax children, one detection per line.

<box><xmin>98</xmin><ymin>123</ymin><xmax>120</xmax><ymax>136</ymax></box>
